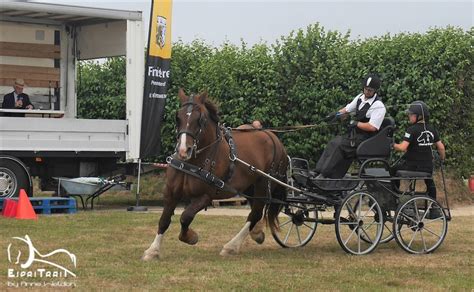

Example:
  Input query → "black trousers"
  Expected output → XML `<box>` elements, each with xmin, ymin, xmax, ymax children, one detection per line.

<box><xmin>391</xmin><ymin>161</ymin><xmax>436</xmax><ymax>199</ymax></box>
<box><xmin>315</xmin><ymin>135</ymin><xmax>364</xmax><ymax>179</ymax></box>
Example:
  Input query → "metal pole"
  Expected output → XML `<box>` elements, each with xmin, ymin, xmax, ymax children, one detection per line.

<box><xmin>439</xmin><ymin>161</ymin><xmax>451</xmax><ymax>218</ymax></box>
<box><xmin>235</xmin><ymin>157</ymin><xmax>302</xmax><ymax>193</ymax></box>
<box><xmin>127</xmin><ymin>159</ymin><xmax>148</xmax><ymax>211</ymax></box>
<box><xmin>136</xmin><ymin>158</ymin><xmax>141</xmax><ymax>206</ymax></box>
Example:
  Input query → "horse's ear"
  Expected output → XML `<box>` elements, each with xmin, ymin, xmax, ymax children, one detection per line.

<box><xmin>197</xmin><ymin>90</ymin><xmax>208</xmax><ymax>104</ymax></box>
<box><xmin>178</xmin><ymin>88</ymin><xmax>187</xmax><ymax>104</ymax></box>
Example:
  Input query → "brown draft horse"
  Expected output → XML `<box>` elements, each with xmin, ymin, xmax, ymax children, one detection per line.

<box><xmin>142</xmin><ymin>89</ymin><xmax>288</xmax><ymax>260</ymax></box>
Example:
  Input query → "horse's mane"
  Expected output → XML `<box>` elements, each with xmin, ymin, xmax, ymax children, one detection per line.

<box><xmin>204</xmin><ymin>99</ymin><xmax>220</xmax><ymax>124</ymax></box>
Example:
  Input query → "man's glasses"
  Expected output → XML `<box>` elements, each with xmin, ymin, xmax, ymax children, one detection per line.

<box><xmin>363</xmin><ymin>87</ymin><xmax>375</xmax><ymax>93</ymax></box>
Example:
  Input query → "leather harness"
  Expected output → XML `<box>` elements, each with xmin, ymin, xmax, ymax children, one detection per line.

<box><xmin>167</xmin><ymin>126</ymin><xmax>241</xmax><ymax>195</ymax></box>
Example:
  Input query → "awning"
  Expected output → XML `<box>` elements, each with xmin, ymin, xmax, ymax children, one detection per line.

<box><xmin>0</xmin><ymin>1</ymin><xmax>142</xmax><ymax>26</ymax></box>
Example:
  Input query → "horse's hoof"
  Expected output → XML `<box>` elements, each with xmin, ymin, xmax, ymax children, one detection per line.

<box><xmin>142</xmin><ymin>250</ymin><xmax>160</xmax><ymax>261</ymax></box>
<box><xmin>179</xmin><ymin>229</ymin><xmax>199</xmax><ymax>245</ymax></box>
<box><xmin>219</xmin><ymin>247</ymin><xmax>239</xmax><ymax>256</ymax></box>
<box><xmin>251</xmin><ymin>232</ymin><xmax>265</xmax><ymax>244</ymax></box>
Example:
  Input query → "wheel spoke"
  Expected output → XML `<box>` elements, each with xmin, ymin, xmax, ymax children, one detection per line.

<box><xmin>399</xmin><ymin>211</ymin><xmax>419</xmax><ymax>225</ymax></box>
<box><xmin>407</xmin><ymin>229</ymin><xmax>419</xmax><ymax>248</ymax></box>
<box><xmin>283</xmin><ymin>222</ymin><xmax>294</xmax><ymax>244</ymax></box>
<box><xmin>384</xmin><ymin>221</ymin><xmax>391</xmax><ymax>232</ymax></box>
<box><xmin>423</xmin><ymin>226</ymin><xmax>442</xmax><ymax>239</ymax></box>
<box><xmin>296</xmin><ymin>225</ymin><xmax>302</xmax><ymax>244</ymax></box>
<box><xmin>361</xmin><ymin>201</ymin><xmax>377</xmax><ymax>219</ymax></box>
<box><xmin>279</xmin><ymin>218</ymin><xmax>292</xmax><ymax>228</ymax></box>
<box><xmin>398</xmin><ymin>224</ymin><xmax>417</xmax><ymax>234</ymax></box>
<box><xmin>346</xmin><ymin>203</ymin><xmax>357</xmax><ymax>219</ymax></box>
<box><xmin>358</xmin><ymin>194</ymin><xmax>363</xmax><ymax>218</ymax></box>
<box><xmin>303</xmin><ymin>222</ymin><xmax>315</xmax><ymax>229</ymax></box>
<box><xmin>343</xmin><ymin>224</ymin><xmax>358</xmax><ymax>245</ymax></box>
<box><xmin>413</xmin><ymin>200</ymin><xmax>421</xmax><ymax>221</ymax></box>
<box><xmin>357</xmin><ymin>227</ymin><xmax>361</xmax><ymax>253</ymax></box>
<box><xmin>360</xmin><ymin>225</ymin><xmax>373</xmax><ymax>244</ymax></box>
<box><xmin>363</xmin><ymin>220</ymin><xmax>382</xmax><ymax>230</ymax></box>
<box><xmin>421</xmin><ymin>202</ymin><xmax>434</xmax><ymax>221</ymax></box>
<box><xmin>423</xmin><ymin>217</ymin><xmax>444</xmax><ymax>224</ymax></box>
<box><xmin>420</xmin><ymin>229</ymin><xmax>427</xmax><ymax>252</ymax></box>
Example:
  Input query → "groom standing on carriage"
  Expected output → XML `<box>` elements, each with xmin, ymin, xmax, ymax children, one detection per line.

<box><xmin>315</xmin><ymin>74</ymin><xmax>386</xmax><ymax>178</ymax></box>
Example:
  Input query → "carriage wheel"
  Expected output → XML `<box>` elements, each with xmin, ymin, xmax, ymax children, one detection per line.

<box><xmin>271</xmin><ymin>203</ymin><xmax>318</xmax><ymax>248</ymax></box>
<box><xmin>335</xmin><ymin>191</ymin><xmax>383</xmax><ymax>255</ymax></box>
<box><xmin>393</xmin><ymin>196</ymin><xmax>448</xmax><ymax>254</ymax></box>
<box><xmin>345</xmin><ymin>188</ymin><xmax>394</xmax><ymax>245</ymax></box>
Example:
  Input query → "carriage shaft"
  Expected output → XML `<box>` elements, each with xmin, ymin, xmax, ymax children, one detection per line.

<box><xmin>234</xmin><ymin>157</ymin><xmax>302</xmax><ymax>193</ymax></box>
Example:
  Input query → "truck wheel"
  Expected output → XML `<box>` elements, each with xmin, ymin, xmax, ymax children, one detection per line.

<box><xmin>0</xmin><ymin>157</ymin><xmax>31</xmax><ymax>198</ymax></box>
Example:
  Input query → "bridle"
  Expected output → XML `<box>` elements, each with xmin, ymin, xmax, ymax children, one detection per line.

<box><xmin>176</xmin><ymin>95</ymin><xmax>221</xmax><ymax>157</ymax></box>
<box><xmin>170</xmin><ymin>95</ymin><xmax>239</xmax><ymax>192</ymax></box>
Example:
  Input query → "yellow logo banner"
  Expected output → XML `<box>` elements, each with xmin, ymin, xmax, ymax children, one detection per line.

<box><xmin>149</xmin><ymin>0</ymin><xmax>172</xmax><ymax>58</ymax></box>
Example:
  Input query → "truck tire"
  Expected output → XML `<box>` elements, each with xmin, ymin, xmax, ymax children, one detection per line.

<box><xmin>0</xmin><ymin>157</ymin><xmax>32</xmax><ymax>198</ymax></box>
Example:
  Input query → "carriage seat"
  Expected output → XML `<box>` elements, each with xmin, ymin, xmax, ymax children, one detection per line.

<box><xmin>356</xmin><ymin>117</ymin><xmax>395</xmax><ymax>159</ymax></box>
<box><xmin>395</xmin><ymin>170</ymin><xmax>432</xmax><ymax>178</ymax></box>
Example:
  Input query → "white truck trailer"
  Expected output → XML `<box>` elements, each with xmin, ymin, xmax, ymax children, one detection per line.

<box><xmin>0</xmin><ymin>2</ymin><xmax>145</xmax><ymax>197</ymax></box>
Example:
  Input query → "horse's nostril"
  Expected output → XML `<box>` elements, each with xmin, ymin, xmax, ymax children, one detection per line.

<box><xmin>186</xmin><ymin>147</ymin><xmax>193</xmax><ymax>157</ymax></box>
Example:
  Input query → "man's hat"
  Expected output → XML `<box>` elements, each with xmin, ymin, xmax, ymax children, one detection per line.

<box><xmin>14</xmin><ymin>78</ymin><xmax>25</xmax><ymax>88</ymax></box>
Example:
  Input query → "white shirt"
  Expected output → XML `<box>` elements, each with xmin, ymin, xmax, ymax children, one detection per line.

<box><xmin>345</xmin><ymin>93</ymin><xmax>386</xmax><ymax>130</ymax></box>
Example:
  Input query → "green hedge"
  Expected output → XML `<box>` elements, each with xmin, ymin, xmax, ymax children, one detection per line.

<box><xmin>77</xmin><ymin>25</ymin><xmax>473</xmax><ymax>176</ymax></box>
<box><xmin>77</xmin><ymin>57</ymin><xmax>126</xmax><ymax>119</ymax></box>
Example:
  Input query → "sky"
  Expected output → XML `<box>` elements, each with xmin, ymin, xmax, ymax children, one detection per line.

<box><xmin>33</xmin><ymin>0</ymin><xmax>473</xmax><ymax>46</ymax></box>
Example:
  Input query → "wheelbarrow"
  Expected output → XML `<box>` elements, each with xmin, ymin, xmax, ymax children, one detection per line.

<box><xmin>56</xmin><ymin>175</ymin><xmax>129</xmax><ymax>210</ymax></box>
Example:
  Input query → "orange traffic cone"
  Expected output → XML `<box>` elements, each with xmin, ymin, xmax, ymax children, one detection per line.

<box><xmin>3</xmin><ymin>199</ymin><xmax>18</xmax><ymax>218</ymax></box>
<box><xmin>1</xmin><ymin>199</ymin><xmax>8</xmax><ymax>216</ymax></box>
<box><xmin>15</xmin><ymin>189</ymin><xmax>37</xmax><ymax>220</ymax></box>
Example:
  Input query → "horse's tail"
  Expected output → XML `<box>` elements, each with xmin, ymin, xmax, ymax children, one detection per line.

<box><xmin>266</xmin><ymin>178</ymin><xmax>287</xmax><ymax>233</ymax></box>
<box><xmin>264</xmin><ymin>132</ymin><xmax>288</xmax><ymax>233</ymax></box>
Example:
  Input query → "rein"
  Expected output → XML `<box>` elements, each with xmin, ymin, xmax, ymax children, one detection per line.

<box><xmin>195</xmin><ymin>134</ymin><xmax>222</xmax><ymax>155</ymax></box>
<box><xmin>231</xmin><ymin>104</ymin><xmax>391</xmax><ymax>133</ymax></box>
<box><xmin>231</xmin><ymin>122</ymin><xmax>341</xmax><ymax>133</ymax></box>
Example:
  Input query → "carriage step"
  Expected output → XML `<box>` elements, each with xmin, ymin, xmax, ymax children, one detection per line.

<box><xmin>0</xmin><ymin>197</ymin><xmax>77</xmax><ymax>215</ymax></box>
<box><xmin>211</xmin><ymin>197</ymin><xmax>247</xmax><ymax>207</ymax></box>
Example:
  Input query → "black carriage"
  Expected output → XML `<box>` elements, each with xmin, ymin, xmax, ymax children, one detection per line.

<box><xmin>271</xmin><ymin>117</ymin><xmax>451</xmax><ymax>255</ymax></box>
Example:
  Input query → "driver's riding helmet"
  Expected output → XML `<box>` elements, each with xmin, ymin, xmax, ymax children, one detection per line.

<box><xmin>407</xmin><ymin>100</ymin><xmax>430</xmax><ymax>122</ymax></box>
<box><xmin>362</xmin><ymin>74</ymin><xmax>381</xmax><ymax>91</ymax></box>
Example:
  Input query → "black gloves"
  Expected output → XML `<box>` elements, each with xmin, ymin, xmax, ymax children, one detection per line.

<box><xmin>323</xmin><ymin>112</ymin><xmax>338</xmax><ymax>122</ymax></box>
<box><xmin>347</xmin><ymin>120</ymin><xmax>358</xmax><ymax>130</ymax></box>
<box><xmin>324</xmin><ymin>111</ymin><xmax>343</xmax><ymax>122</ymax></box>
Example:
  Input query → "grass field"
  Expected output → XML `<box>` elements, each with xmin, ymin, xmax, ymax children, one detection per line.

<box><xmin>1</xmin><ymin>210</ymin><xmax>473</xmax><ymax>290</ymax></box>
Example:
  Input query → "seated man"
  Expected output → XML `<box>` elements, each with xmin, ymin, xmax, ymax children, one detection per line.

<box><xmin>2</xmin><ymin>78</ymin><xmax>34</xmax><ymax>117</ymax></box>
<box><xmin>315</xmin><ymin>74</ymin><xmax>386</xmax><ymax>178</ymax></box>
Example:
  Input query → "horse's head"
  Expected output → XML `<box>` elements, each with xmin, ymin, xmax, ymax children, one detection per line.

<box><xmin>175</xmin><ymin>89</ymin><xmax>218</xmax><ymax>160</ymax></box>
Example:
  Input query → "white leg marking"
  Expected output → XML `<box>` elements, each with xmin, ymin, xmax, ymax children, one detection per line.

<box><xmin>142</xmin><ymin>234</ymin><xmax>163</xmax><ymax>261</ymax></box>
<box><xmin>220</xmin><ymin>221</ymin><xmax>251</xmax><ymax>256</ymax></box>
